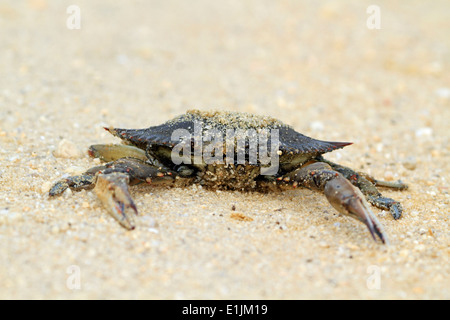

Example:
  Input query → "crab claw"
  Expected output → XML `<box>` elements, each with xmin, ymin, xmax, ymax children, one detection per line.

<box><xmin>94</xmin><ymin>173</ymin><xmax>138</xmax><ymax>230</ymax></box>
<box><xmin>324</xmin><ymin>174</ymin><xmax>388</xmax><ymax>244</ymax></box>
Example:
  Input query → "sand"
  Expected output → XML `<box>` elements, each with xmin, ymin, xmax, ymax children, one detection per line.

<box><xmin>0</xmin><ymin>0</ymin><xmax>448</xmax><ymax>299</ymax></box>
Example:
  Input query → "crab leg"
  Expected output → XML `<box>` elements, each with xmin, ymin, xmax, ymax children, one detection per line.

<box><xmin>50</xmin><ymin>157</ymin><xmax>178</xmax><ymax>230</ymax></box>
<box><xmin>285</xmin><ymin>162</ymin><xmax>388</xmax><ymax>243</ymax></box>
<box><xmin>94</xmin><ymin>172</ymin><xmax>138</xmax><ymax>230</ymax></box>
<box><xmin>94</xmin><ymin>158</ymin><xmax>179</xmax><ymax>229</ymax></box>
<box><xmin>49</xmin><ymin>165</ymin><xmax>106</xmax><ymax>196</ymax></box>
<box><xmin>88</xmin><ymin>144</ymin><xmax>147</xmax><ymax>162</ymax></box>
<box><xmin>318</xmin><ymin>157</ymin><xmax>407</xmax><ymax>219</ymax></box>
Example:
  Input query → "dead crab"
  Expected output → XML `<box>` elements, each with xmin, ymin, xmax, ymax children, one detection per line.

<box><xmin>49</xmin><ymin>110</ymin><xmax>407</xmax><ymax>243</ymax></box>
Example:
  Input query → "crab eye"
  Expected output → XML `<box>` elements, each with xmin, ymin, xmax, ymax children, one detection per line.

<box><xmin>176</xmin><ymin>165</ymin><xmax>195</xmax><ymax>177</ymax></box>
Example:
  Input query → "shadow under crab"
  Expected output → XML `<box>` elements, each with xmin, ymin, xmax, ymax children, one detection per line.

<box><xmin>49</xmin><ymin>110</ymin><xmax>407</xmax><ymax>243</ymax></box>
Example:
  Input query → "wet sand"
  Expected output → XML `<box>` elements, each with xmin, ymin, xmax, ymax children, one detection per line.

<box><xmin>0</xmin><ymin>1</ymin><xmax>448</xmax><ymax>299</ymax></box>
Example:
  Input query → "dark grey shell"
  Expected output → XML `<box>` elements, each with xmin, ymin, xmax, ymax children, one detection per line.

<box><xmin>106</xmin><ymin>110</ymin><xmax>351</xmax><ymax>171</ymax></box>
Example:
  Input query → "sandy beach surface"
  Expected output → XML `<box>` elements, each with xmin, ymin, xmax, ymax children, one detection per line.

<box><xmin>0</xmin><ymin>0</ymin><xmax>448</xmax><ymax>299</ymax></box>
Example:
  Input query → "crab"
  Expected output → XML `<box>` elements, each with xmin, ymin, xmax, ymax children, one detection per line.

<box><xmin>49</xmin><ymin>110</ymin><xmax>407</xmax><ymax>243</ymax></box>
